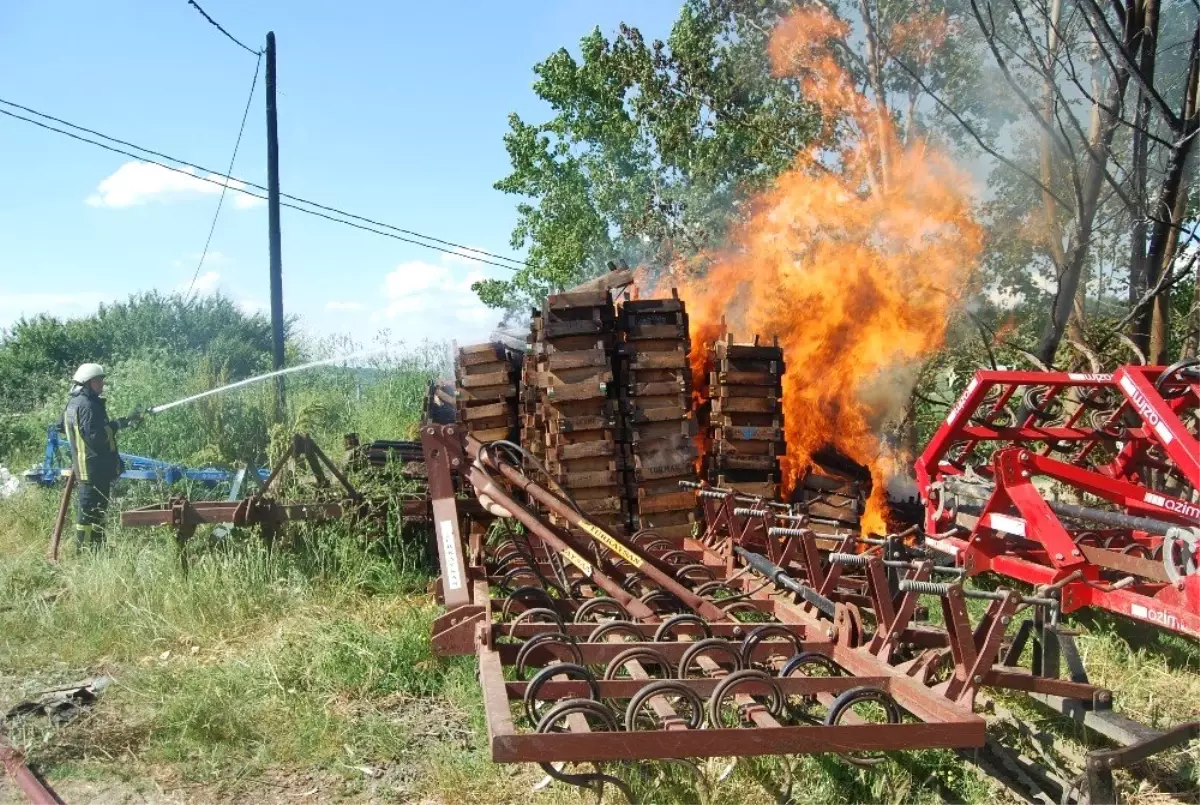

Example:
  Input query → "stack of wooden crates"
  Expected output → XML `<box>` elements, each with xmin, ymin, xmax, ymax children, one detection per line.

<box><xmin>704</xmin><ymin>335</ymin><xmax>786</xmax><ymax>499</ymax></box>
<box><xmin>617</xmin><ymin>291</ymin><xmax>699</xmax><ymax>540</ymax></box>
<box><xmin>453</xmin><ymin>343</ymin><xmax>520</xmax><ymax>444</ymax></box>
<box><xmin>518</xmin><ymin>310</ymin><xmax>545</xmax><ymax>469</ymax></box>
<box><xmin>533</xmin><ymin>289</ymin><xmax>629</xmax><ymax>535</ymax></box>
<box><xmin>451</xmin><ymin>289</ymin><xmax>794</xmax><ymax>539</ymax></box>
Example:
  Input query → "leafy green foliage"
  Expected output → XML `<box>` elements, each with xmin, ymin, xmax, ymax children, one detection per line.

<box><xmin>0</xmin><ymin>292</ymin><xmax>275</xmax><ymax>411</ymax></box>
<box><xmin>481</xmin><ymin>0</ymin><xmax>821</xmax><ymax>307</ymax></box>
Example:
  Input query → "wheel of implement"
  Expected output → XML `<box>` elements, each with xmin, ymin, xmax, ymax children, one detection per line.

<box><xmin>567</xmin><ymin>576</ymin><xmax>590</xmax><ymax>598</ymax></box>
<box><xmin>625</xmin><ymin>680</ymin><xmax>705</xmax><ymax>731</ymax></box>
<box><xmin>658</xmin><ymin>549</ymin><xmax>692</xmax><ymax>566</ymax></box>
<box><xmin>779</xmin><ymin>651</ymin><xmax>843</xmax><ymax>723</ymax></box>
<box><xmin>708</xmin><ymin>669</ymin><xmax>784</xmax><ymax>728</ymax></box>
<box><xmin>679</xmin><ymin>638</ymin><xmax>743</xmax><ymax>678</ymax></box>
<box><xmin>722</xmin><ymin>600</ymin><xmax>765</xmax><ymax>621</ymax></box>
<box><xmin>653</xmin><ymin>613</ymin><xmax>713</xmax><ymax>642</ymax></box>
<box><xmin>1119</xmin><ymin>542</ymin><xmax>1152</xmax><ymax>560</ymax></box>
<box><xmin>535</xmin><ymin>699</ymin><xmax>631</xmax><ymax>803</ymax></box>
<box><xmin>1023</xmin><ymin>386</ymin><xmax>1063</xmax><ymax>422</ymax></box>
<box><xmin>500</xmin><ymin>586</ymin><xmax>557</xmax><ymax>622</ymax></box>
<box><xmin>1163</xmin><ymin>527</ymin><xmax>1200</xmax><ymax>585</ymax></box>
<box><xmin>620</xmin><ymin>574</ymin><xmax>647</xmax><ymax>594</ymax></box>
<box><xmin>491</xmin><ymin>547</ymin><xmax>526</xmax><ymax>572</ymax></box>
<box><xmin>499</xmin><ymin>566</ymin><xmax>541</xmax><ymax>591</ymax></box>
<box><xmin>642</xmin><ymin>539</ymin><xmax>675</xmax><ymax>552</ymax></box>
<box><xmin>675</xmin><ymin>563</ymin><xmax>716</xmax><ymax>583</ymax></box>
<box><xmin>515</xmin><ymin>632</ymin><xmax>582</xmax><ymax>680</ymax></box>
<box><xmin>631</xmin><ymin>529</ymin><xmax>665</xmax><ymax>546</ymax></box>
<box><xmin>740</xmin><ymin>624</ymin><xmax>805</xmax><ymax>668</ymax></box>
<box><xmin>693</xmin><ymin>581</ymin><xmax>739</xmax><ymax>599</ymax></box>
<box><xmin>640</xmin><ymin>589</ymin><xmax>685</xmax><ymax>614</ymax></box>
<box><xmin>1156</xmin><ymin>357</ymin><xmax>1200</xmax><ymax>399</ymax></box>
<box><xmin>507</xmin><ymin>607</ymin><xmax>566</xmax><ymax>639</ymax></box>
<box><xmin>587</xmin><ymin>621</ymin><xmax>644</xmax><ymax>644</ymax></box>
<box><xmin>524</xmin><ymin>662</ymin><xmax>600</xmax><ymax>726</ymax></box>
<box><xmin>824</xmin><ymin>686</ymin><xmax>902</xmax><ymax>768</ymax></box>
<box><xmin>602</xmin><ymin>647</ymin><xmax>674</xmax><ymax>681</ymax></box>
<box><xmin>573</xmin><ymin>596</ymin><xmax>632</xmax><ymax>624</ymax></box>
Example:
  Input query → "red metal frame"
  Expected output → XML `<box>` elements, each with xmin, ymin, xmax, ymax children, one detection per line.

<box><xmin>916</xmin><ymin>365</ymin><xmax>1199</xmax><ymax>638</ymax></box>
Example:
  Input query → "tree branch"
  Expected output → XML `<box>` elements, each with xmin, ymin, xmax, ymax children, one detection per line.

<box><xmin>893</xmin><ymin>57</ymin><xmax>1074</xmax><ymax>211</ymax></box>
<box><xmin>1110</xmin><ymin>237</ymin><xmax>1199</xmax><ymax>333</ymax></box>
<box><xmin>972</xmin><ymin>0</ymin><xmax>1076</xmax><ymax>163</ymax></box>
<box><xmin>1080</xmin><ymin>0</ymin><xmax>1182</xmax><ymax>129</ymax></box>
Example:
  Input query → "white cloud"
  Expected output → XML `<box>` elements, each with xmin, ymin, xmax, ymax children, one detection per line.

<box><xmin>375</xmin><ymin>255</ymin><xmax>501</xmax><ymax>343</ymax></box>
<box><xmin>189</xmin><ymin>271</ymin><xmax>222</xmax><ymax>295</ymax></box>
<box><xmin>87</xmin><ymin>161</ymin><xmax>264</xmax><ymax>209</ymax></box>
<box><xmin>237</xmin><ymin>298</ymin><xmax>267</xmax><ymax>315</ymax></box>
<box><xmin>326</xmin><ymin>300</ymin><xmax>366</xmax><ymax>312</ymax></box>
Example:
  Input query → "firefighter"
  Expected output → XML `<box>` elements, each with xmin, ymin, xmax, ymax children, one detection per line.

<box><xmin>60</xmin><ymin>363</ymin><xmax>143</xmax><ymax>549</ymax></box>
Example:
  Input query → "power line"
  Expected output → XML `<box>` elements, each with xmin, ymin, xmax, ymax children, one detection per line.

<box><xmin>0</xmin><ymin>99</ymin><xmax>526</xmax><ymax>272</ymax></box>
<box><xmin>185</xmin><ymin>51</ymin><xmax>262</xmax><ymax>302</ymax></box>
<box><xmin>186</xmin><ymin>0</ymin><xmax>262</xmax><ymax>56</ymax></box>
<box><xmin>0</xmin><ymin>96</ymin><xmax>529</xmax><ymax>269</ymax></box>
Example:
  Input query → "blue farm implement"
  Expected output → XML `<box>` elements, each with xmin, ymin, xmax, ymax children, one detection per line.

<box><xmin>25</xmin><ymin>423</ymin><xmax>269</xmax><ymax>488</ymax></box>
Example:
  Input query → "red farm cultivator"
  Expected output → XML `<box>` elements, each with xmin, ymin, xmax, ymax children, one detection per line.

<box><xmin>417</xmin><ymin>408</ymin><xmax>1198</xmax><ymax>805</ymax></box>
<box><xmin>916</xmin><ymin>361</ymin><xmax>1200</xmax><ymax>639</ymax></box>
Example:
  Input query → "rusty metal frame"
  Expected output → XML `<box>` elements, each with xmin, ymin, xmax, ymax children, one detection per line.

<box><xmin>418</xmin><ymin>423</ymin><xmax>1187</xmax><ymax>804</ymax></box>
<box><xmin>1</xmin><ymin>733</ymin><xmax>61</xmax><ymax>805</ymax></box>
<box><xmin>120</xmin><ymin>432</ymin><xmax>434</xmax><ymax>549</ymax></box>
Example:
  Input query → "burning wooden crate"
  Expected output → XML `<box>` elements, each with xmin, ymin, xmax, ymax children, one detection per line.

<box><xmin>454</xmin><ymin>342</ymin><xmax>520</xmax><ymax>444</ymax></box>
<box><xmin>704</xmin><ymin>335</ymin><xmax>786</xmax><ymax>499</ymax></box>
<box><xmin>793</xmin><ymin>446</ymin><xmax>866</xmax><ymax>532</ymax></box>
<box><xmin>618</xmin><ymin>292</ymin><xmax>698</xmax><ymax>539</ymax></box>
<box><xmin>535</xmin><ymin>289</ymin><xmax>629</xmax><ymax>535</ymax></box>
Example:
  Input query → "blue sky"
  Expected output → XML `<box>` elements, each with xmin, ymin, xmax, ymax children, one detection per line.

<box><xmin>0</xmin><ymin>1</ymin><xmax>679</xmax><ymax>347</ymax></box>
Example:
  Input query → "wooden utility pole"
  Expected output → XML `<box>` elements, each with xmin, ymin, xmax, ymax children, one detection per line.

<box><xmin>266</xmin><ymin>30</ymin><xmax>286</xmax><ymax>420</ymax></box>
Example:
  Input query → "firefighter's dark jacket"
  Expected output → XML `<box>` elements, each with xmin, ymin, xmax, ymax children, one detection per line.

<box><xmin>59</xmin><ymin>386</ymin><xmax>131</xmax><ymax>483</ymax></box>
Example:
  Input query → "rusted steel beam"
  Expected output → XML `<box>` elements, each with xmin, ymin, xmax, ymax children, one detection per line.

<box><xmin>471</xmin><ymin>435</ymin><xmax>725</xmax><ymax>621</ymax></box>
<box><xmin>0</xmin><ymin>735</ymin><xmax>61</xmax><ymax>805</ymax></box>
<box><xmin>489</xmin><ymin>721</ymin><xmax>984</xmax><ymax>764</ymax></box>
<box><xmin>464</xmin><ymin>462</ymin><xmax>656</xmax><ymax>619</ymax></box>
<box><xmin>47</xmin><ymin>471</ymin><xmax>75</xmax><ymax>562</ymax></box>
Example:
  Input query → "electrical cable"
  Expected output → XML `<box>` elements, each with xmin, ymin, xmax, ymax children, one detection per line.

<box><xmin>186</xmin><ymin>0</ymin><xmax>262</xmax><ymax>56</ymax></box>
<box><xmin>1</xmin><ymin>103</ymin><xmax>525</xmax><ymax>273</ymax></box>
<box><xmin>185</xmin><ymin>51</ymin><xmax>262</xmax><ymax>302</ymax></box>
<box><xmin>0</xmin><ymin>97</ymin><xmax>528</xmax><ymax>271</ymax></box>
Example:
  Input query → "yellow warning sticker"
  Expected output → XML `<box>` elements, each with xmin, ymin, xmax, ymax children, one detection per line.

<box><xmin>576</xmin><ymin>519</ymin><xmax>645</xmax><ymax>569</ymax></box>
<box><xmin>560</xmin><ymin>547</ymin><xmax>594</xmax><ymax>576</ymax></box>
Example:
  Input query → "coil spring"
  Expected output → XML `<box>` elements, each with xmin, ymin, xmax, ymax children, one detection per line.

<box><xmin>899</xmin><ymin>580</ymin><xmax>951</xmax><ymax>596</ymax></box>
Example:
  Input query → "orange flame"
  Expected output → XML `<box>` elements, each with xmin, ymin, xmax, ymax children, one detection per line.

<box><xmin>651</xmin><ymin>7</ymin><xmax>983</xmax><ymax>534</ymax></box>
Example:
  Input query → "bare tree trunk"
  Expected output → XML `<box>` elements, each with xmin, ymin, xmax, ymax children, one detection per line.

<box><xmin>1040</xmin><ymin>0</ymin><xmax>1090</xmax><ymax>352</ymax></box>
<box><xmin>1145</xmin><ymin>28</ymin><xmax>1199</xmax><ymax>364</ymax></box>
<box><xmin>858</xmin><ymin>0</ymin><xmax>892</xmax><ymax>186</ymax></box>
<box><xmin>1130</xmin><ymin>0</ymin><xmax>1157</xmax><ymax>354</ymax></box>
<box><xmin>1035</xmin><ymin>3</ymin><xmax>1136</xmax><ymax>366</ymax></box>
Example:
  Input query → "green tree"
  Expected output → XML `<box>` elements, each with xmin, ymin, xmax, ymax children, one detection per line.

<box><xmin>0</xmin><ymin>292</ymin><xmax>276</xmax><ymax>412</ymax></box>
<box><xmin>477</xmin><ymin>0</ymin><xmax>821</xmax><ymax>308</ymax></box>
